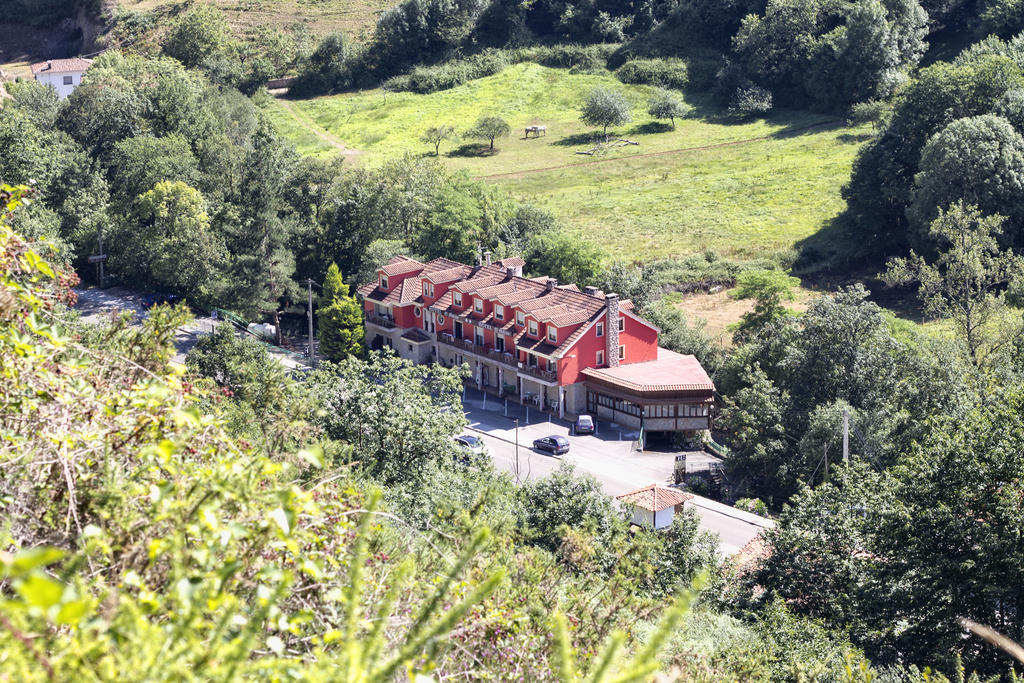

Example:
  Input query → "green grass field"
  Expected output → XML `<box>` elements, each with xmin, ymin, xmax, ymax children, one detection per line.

<box><xmin>265</xmin><ymin>62</ymin><xmax>869</xmax><ymax>262</ymax></box>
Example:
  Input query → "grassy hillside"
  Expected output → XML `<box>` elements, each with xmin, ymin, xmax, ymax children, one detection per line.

<box><xmin>266</xmin><ymin>63</ymin><xmax>868</xmax><ymax>262</ymax></box>
<box><xmin>118</xmin><ymin>0</ymin><xmax>390</xmax><ymax>39</ymax></box>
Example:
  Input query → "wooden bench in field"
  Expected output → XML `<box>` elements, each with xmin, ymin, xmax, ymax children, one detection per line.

<box><xmin>525</xmin><ymin>125</ymin><xmax>547</xmax><ymax>138</ymax></box>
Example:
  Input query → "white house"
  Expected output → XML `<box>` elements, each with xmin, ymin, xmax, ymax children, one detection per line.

<box><xmin>30</xmin><ymin>58</ymin><xmax>93</xmax><ymax>99</ymax></box>
<box><xmin>616</xmin><ymin>484</ymin><xmax>692</xmax><ymax>530</ymax></box>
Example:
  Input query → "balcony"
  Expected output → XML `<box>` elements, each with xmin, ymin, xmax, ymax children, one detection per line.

<box><xmin>366</xmin><ymin>313</ymin><xmax>396</xmax><ymax>330</ymax></box>
<box><xmin>518</xmin><ymin>363</ymin><xmax>557</xmax><ymax>384</ymax></box>
<box><xmin>436</xmin><ymin>333</ymin><xmax>524</xmax><ymax>370</ymax></box>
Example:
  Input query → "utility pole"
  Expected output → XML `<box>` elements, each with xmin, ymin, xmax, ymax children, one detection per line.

<box><xmin>304</xmin><ymin>278</ymin><xmax>317</xmax><ymax>368</ymax></box>
<box><xmin>97</xmin><ymin>222</ymin><xmax>105</xmax><ymax>287</ymax></box>
<box><xmin>514</xmin><ymin>418</ymin><xmax>520</xmax><ymax>483</ymax></box>
<box><xmin>842</xmin><ymin>408</ymin><xmax>850</xmax><ymax>464</ymax></box>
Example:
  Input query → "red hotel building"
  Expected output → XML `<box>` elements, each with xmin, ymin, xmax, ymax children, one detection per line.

<box><xmin>357</xmin><ymin>253</ymin><xmax>715</xmax><ymax>440</ymax></box>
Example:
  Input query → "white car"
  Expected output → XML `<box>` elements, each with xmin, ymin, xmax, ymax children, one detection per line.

<box><xmin>454</xmin><ymin>434</ymin><xmax>487</xmax><ymax>458</ymax></box>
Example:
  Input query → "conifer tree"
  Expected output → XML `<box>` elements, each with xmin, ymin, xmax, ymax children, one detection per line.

<box><xmin>318</xmin><ymin>262</ymin><xmax>364</xmax><ymax>360</ymax></box>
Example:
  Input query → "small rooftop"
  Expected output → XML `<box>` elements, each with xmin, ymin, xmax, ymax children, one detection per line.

<box><xmin>30</xmin><ymin>58</ymin><xmax>93</xmax><ymax>75</ymax></box>
<box><xmin>582</xmin><ymin>347</ymin><xmax>715</xmax><ymax>396</ymax></box>
<box><xmin>616</xmin><ymin>484</ymin><xmax>692</xmax><ymax>512</ymax></box>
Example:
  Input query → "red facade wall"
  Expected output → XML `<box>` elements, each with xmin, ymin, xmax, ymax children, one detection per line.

<box><xmin>558</xmin><ymin>323</ymin><xmax>603</xmax><ymax>385</ymax></box>
<box><xmin>393</xmin><ymin>305</ymin><xmax>417</xmax><ymax>328</ymax></box>
<box><xmin>620</xmin><ymin>314</ymin><xmax>658</xmax><ymax>364</ymax></box>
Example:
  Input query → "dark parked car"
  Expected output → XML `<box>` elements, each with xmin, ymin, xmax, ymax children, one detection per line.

<box><xmin>533</xmin><ymin>435</ymin><xmax>569</xmax><ymax>456</ymax></box>
<box><xmin>574</xmin><ymin>414</ymin><xmax>595</xmax><ymax>434</ymax></box>
<box><xmin>141</xmin><ymin>293</ymin><xmax>181</xmax><ymax>308</ymax></box>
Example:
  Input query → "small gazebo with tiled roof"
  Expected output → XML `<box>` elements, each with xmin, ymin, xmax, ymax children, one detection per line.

<box><xmin>616</xmin><ymin>484</ymin><xmax>692</xmax><ymax>529</ymax></box>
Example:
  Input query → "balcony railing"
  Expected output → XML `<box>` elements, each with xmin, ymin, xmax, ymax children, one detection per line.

<box><xmin>365</xmin><ymin>313</ymin><xmax>396</xmax><ymax>329</ymax></box>
<box><xmin>518</xmin><ymin>364</ymin><xmax>557</xmax><ymax>383</ymax></box>
<box><xmin>437</xmin><ymin>333</ymin><xmax>530</xmax><ymax>371</ymax></box>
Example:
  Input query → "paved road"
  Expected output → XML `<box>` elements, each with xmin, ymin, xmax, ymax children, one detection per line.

<box><xmin>462</xmin><ymin>395</ymin><xmax>772</xmax><ymax>555</ymax></box>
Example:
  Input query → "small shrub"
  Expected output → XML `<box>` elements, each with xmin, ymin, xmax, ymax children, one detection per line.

<box><xmin>385</xmin><ymin>50</ymin><xmax>511</xmax><ymax>93</ymax></box>
<box><xmin>616</xmin><ymin>58</ymin><xmax>688</xmax><ymax>89</ymax></box>
<box><xmin>529</xmin><ymin>43</ymin><xmax>617</xmax><ymax>72</ymax></box>
<box><xmin>734</xmin><ymin>497</ymin><xmax>769</xmax><ymax>516</ymax></box>
<box><xmin>728</xmin><ymin>85</ymin><xmax>773</xmax><ymax>119</ymax></box>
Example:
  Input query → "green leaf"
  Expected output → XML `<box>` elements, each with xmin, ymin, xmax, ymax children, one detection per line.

<box><xmin>56</xmin><ymin>599</ymin><xmax>91</xmax><ymax>625</ymax></box>
<box><xmin>17</xmin><ymin>574</ymin><xmax>64</xmax><ymax>609</ymax></box>
<box><xmin>6</xmin><ymin>547</ymin><xmax>64</xmax><ymax>576</ymax></box>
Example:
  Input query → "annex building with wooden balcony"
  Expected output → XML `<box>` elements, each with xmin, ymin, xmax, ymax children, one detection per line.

<box><xmin>357</xmin><ymin>253</ymin><xmax>716</xmax><ymax>441</ymax></box>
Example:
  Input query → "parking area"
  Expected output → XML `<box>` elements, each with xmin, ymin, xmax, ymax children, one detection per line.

<box><xmin>460</xmin><ymin>385</ymin><xmax>772</xmax><ymax>555</ymax></box>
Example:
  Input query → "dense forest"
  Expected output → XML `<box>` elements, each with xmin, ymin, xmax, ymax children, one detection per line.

<box><xmin>4</xmin><ymin>0</ymin><xmax>1024</xmax><ymax>677</ymax></box>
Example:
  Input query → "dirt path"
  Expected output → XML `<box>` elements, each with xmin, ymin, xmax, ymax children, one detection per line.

<box><xmin>274</xmin><ymin>97</ymin><xmax>360</xmax><ymax>156</ymax></box>
<box><xmin>476</xmin><ymin>119</ymin><xmax>845</xmax><ymax>181</ymax></box>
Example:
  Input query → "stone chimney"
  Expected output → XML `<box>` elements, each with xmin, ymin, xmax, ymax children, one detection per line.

<box><xmin>545</xmin><ymin>278</ymin><xmax>557</xmax><ymax>293</ymax></box>
<box><xmin>484</xmin><ymin>250</ymin><xmax>492</xmax><ymax>266</ymax></box>
<box><xmin>584</xmin><ymin>285</ymin><xmax>599</xmax><ymax>296</ymax></box>
<box><xmin>605</xmin><ymin>293</ymin><xmax>620</xmax><ymax>367</ymax></box>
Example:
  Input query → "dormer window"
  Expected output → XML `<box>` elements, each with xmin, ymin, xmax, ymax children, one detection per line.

<box><xmin>474</xmin><ymin>298</ymin><xmax>483</xmax><ymax>313</ymax></box>
<box><xmin>454</xmin><ymin>292</ymin><xmax>463</xmax><ymax>306</ymax></box>
<box><xmin>495</xmin><ymin>305</ymin><xmax>504</xmax><ymax>320</ymax></box>
<box><xmin>423</xmin><ymin>281</ymin><xmax>434</xmax><ymax>297</ymax></box>
<box><xmin>516</xmin><ymin>311</ymin><xmax>525</xmax><ymax>326</ymax></box>
<box><xmin>528</xmin><ymin>320</ymin><xmax>538</xmax><ymax>336</ymax></box>
<box><xmin>380</xmin><ymin>275</ymin><xmax>389</xmax><ymax>289</ymax></box>
<box><xmin>547</xmin><ymin>326</ymin><xmax>557</xmax><ymax>343</ymax></box>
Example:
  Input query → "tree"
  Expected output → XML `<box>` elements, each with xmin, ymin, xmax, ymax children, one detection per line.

<box><xmin>520</xmin><ymin>462</ymin><xmax>619</xmax><ymax>552</ymax></box>
<box><xmin>525</xmin><ymin>229</ymin><xmax>606</xmax><ymax>287</ymax></box>
<box><xmin>884</xmin><ymin>202</ymin><xmax>1024</xmax><ymax>369</ymax></box>
<box><xmin>119</xmin><ymin>180</ymin><xmax>226</xmax><ymax>302</ymax></box>
<box><xmin>162</xmin><ymin>5</ymin><xmax>237</xmax><ymax>72</ymax></box>
<box><xmin>647</xmin><ymin>88</ymin><xmax>690</xmax><ymax>129</ymax></box>
<box><xmin>730</xmin><ymin>269</ymin><xmax>799</xmax><ymax>342</ymax></box>
<box><xmin>310</xmin><ymin>352</ymin><xmax>466</xmax><ymax>485</ymax></box>
<box><xmin>464</xmin><ymin>116</ymin><xmax>511</xmax><ymax>150</ymax></box>
<box><xmin>908</xmin><ymin>114</ymin><xmax>1024</xmax><ymax>246</ymax></box>
<box><xmin>580</xmin><ymin>88</ymin><xmax>632</xmax><ymax>141</ymax></box>
<box><xmin>318</xmin><ymin>263</ymin><xmax>364</xmax><ymax>361</ymax></box>
<box><xmin>421</xmin><ymin>124</ymin><xmax>455</xmax><ymax>155</ymax></box>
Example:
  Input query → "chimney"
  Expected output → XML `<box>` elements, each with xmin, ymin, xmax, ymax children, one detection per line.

<box><xmin>545</xmin><ymin>278</ymin><xmax>557</xmax><ymax>293</ymax></box>
<box><xmin>505</xmin><ymin>267</ymin><xmax>514</xmax><ymax>281</ymax></box>
<box><xmin>484</xmin><ymin>251</ymin><xmax>492</xmax><ymax>266</ymax></box>
<box><xmin>605</xmin><ymin>293</ymin><xmax>620</xmax><ymax>367</ymax></box>
<box><xmin>584</xmin><ymin>285</ymin><xmax>599</xmax><ymax>296</ymax></box>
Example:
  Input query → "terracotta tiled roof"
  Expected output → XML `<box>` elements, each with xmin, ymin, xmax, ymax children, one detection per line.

<box><xmin>732</xmin><ymin>534</ymin><xmax>771</xmax><ymax>574</ymax></box>
<box><xmin>582</xmin><ymin>347</ymin><xmax>715</xmax><ymax>394</ymax></box>
<box><xmin>616</xmin><ymin>485</ymin><xmax>692</xmax><ymax>512</ymax></box>
<box><xmin>357</xmin><ymin>254</ymin><xmax>663</xmax><ymax>361</ymax></box>
<box><xmin>380</xmin><ymin>256</ymin><xmax>425</xmax><ymax>277</ymax></box>
<box><xmin>31</xmin><ymin>58</ymin><xmax>92</xmax><ymax>74</ymax></box>
<box><xmin>496</xmin><ymin>256</ymin><xmax>525</xmax><ymax>269</ymax></box>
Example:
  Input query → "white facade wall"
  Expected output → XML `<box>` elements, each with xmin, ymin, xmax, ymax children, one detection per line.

<box><xmin>628</xmin><ymin>506</ymin><xmax>675</xmax><ymax>529</ymax></box>
<box><xmin>36</xmin><ymin>70</ymin><xmax>86</xmax><ymax>99</ymax></box>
